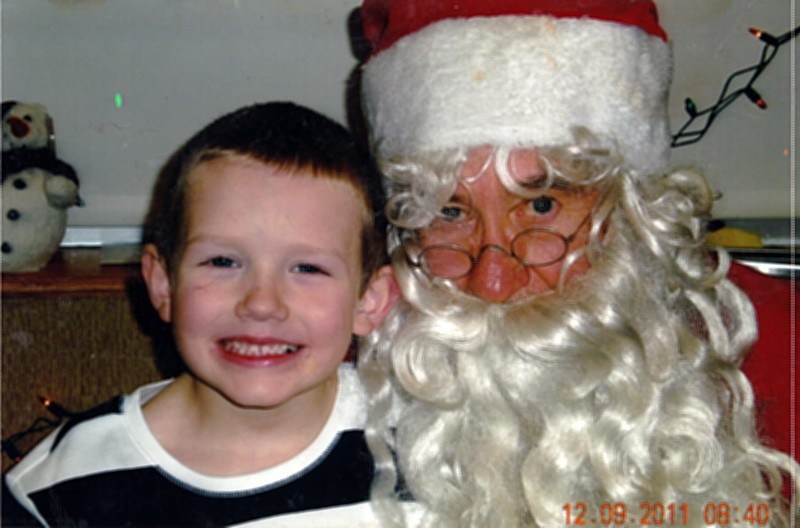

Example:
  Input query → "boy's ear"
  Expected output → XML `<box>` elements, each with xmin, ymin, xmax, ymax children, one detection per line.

<box><xmin>353</xmin><ymin>265</ymin><xmax>399</xmax><ymax>336</ymax></box>
<box><xmin>141</xmin><ymin>243</ymin><xmax>173</xmax><ymax>323</ymax></box>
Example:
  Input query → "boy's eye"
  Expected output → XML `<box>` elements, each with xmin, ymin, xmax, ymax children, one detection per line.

<box><xmin>292</xmin><ymin>263</ymin><xmax>327</xmax><ymax>275</ymax></box>
<box><xmin>205</xmin><ymin>256</ymin><xmax>237</xmax><ymax>268</ymax></box>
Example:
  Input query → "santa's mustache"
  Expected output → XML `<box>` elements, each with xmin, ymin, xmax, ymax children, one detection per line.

<box><xmin>387</xmin><ymin>242</ymin><xmax>618</xmax><ymax>405</ymax></box>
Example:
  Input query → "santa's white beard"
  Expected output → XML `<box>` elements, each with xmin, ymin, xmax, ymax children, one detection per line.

<box><xmin>360</xmin><ymin>227</ymin><xmax>778</xmax><ymax>528</ymax></box>
<box><xmin>382</xmin><ymin>265</ymin><xmax>617</xmax><ymax>527</ymax></box>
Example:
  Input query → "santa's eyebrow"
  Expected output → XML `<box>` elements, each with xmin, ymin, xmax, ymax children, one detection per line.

<box><xmin>446</xmin><ymin>193</ymin><xmax>470</xmax><ymax>205</ymax></box>
<box><xmin>446</xmin><ymin>183</ymin><xmax>473</xmax><ymax>204</ymax></box>
<box><xmin>518</xmin><ymin>175</ymin><xmax>572</xmax><ymax>190</ymax></box>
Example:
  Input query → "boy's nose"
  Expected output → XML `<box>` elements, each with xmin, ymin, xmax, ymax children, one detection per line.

<box><xmin>235</xmin><ymin>280</ymin><xmax>289</xmax><ymax>321</ymax></box>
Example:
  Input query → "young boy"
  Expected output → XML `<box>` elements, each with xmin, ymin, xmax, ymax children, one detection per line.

<box><xmin>3</xmin><ymin>102</ymin><xmax>397</xmax><ymax>527</ymax></box>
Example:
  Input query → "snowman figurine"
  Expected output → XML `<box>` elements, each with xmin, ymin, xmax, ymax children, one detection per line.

<box><xmin>2</xmin><ymin>101</ymin><xmax>82</xmax><ymax>272</ymax></box>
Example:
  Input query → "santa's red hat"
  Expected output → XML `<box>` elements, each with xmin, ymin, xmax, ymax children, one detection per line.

<box><xmin>360</xmin><ymin>0</ymin><xmax>673</xmax><ymax>177</ymax></box>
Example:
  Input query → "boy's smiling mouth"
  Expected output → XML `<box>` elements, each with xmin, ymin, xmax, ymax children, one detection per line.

<box><xmin>221</xmin><ymin>339</ymin><xmax>301</xmax><ymax>357</ymax></box>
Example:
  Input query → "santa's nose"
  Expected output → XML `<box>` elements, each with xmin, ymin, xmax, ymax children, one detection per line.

<box><xmin>466</xmin><ymin>245</ymin><xmax>529</xmax><ymax>303</ymax></box>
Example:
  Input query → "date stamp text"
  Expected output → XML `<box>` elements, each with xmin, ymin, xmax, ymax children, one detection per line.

<box><xmin>563</xmin><ymin>502</ymin><xmax>771</xmax><ymax>526</ymax></box>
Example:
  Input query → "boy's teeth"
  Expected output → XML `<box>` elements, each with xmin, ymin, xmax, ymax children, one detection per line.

<box><xmin>223</xmin><ymin>341</ymin><xmax>299</xmax><ymax>356</ymax></box>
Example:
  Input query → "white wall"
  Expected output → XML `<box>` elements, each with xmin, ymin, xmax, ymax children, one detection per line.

<box><xmin>659</xmin><ymin>0</ymin><xmax>796</xmax><ymax>219</ymax></box>
<box><xmin>2</xmin><ymin>0</ymin><xmax>795</xmax><ymax>241</ymax></box>
<box><xmin>2</xmin><ymin>0</ymin><xmax>362</xmax><ymax>233</ymax></box>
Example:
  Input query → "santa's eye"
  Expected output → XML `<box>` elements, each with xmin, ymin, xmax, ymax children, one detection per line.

<box><xmin>530</xmin><ymin>196</ymin><xmax>555</xmax><ymax>215</ymax></box>
<box><xmin>440</xmin><ymin>205</ymin><xmax>467</xmax><ymax>221</ymax></box>
<box><xmin>436</xmin><ymin>199</ymin><xmax>475</xmax><ymax>224</ymax></box>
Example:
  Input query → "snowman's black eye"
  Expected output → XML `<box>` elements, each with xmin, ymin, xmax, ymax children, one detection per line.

<box><xmin>13</xmin><ymin>179</ymin><xmax>27</xmax><ymax>190</ymax></box>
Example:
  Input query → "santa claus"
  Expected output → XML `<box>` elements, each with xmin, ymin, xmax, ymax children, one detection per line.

<box><xmin>355</xmin><ymin>1</ymin><xmax>798</xmax><ymax>526</ymax></box>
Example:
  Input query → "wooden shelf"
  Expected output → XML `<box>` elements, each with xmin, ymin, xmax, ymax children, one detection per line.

<box><xmin>1</xmin><ymin>248</ymin><xmax>140</xmax><ymax>297</ymax></box>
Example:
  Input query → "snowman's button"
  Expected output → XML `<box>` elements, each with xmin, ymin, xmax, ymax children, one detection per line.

<box><xmin>7</xmin><ymin>209</ymin><xmax>20</xmax><ymax>221</ymax></box>
<box><xmin>2</xmin><ymin>242</ymin><xmax>12</xmax><ymax>254</ymax></box>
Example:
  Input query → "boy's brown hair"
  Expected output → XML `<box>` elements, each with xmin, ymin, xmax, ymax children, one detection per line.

<box><xmin>144</xmin><ymin>102</ymin><xmax>387</xmax><ymax>289</ymax></box>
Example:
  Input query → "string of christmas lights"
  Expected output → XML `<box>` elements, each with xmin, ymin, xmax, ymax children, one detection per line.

<box><xmin>671</xmin><ymin>25</ymin><xmax>799</xmax><ymax>148</ymax></box>
<box><xmin>1</xmin><ymin>396</ymin><xmax>74</xmax><ymax>464</ymax></box>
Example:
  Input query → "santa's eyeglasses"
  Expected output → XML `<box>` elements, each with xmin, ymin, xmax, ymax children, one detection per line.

<box><xmin>403</xmin><ymin>213</ymin><xmax>592</xmax><ymax>280</ymax></box>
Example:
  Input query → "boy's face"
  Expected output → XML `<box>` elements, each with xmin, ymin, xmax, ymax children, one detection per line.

<box><xmin>145</xmin><ymin>156</ymin><xmax>393</xmax><ymax>411</ymax></box>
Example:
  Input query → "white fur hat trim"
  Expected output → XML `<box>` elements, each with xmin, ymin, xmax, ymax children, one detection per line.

<box><xmin>362</xmin><ymin>15</ymin><xmax>673</xmax><ymax>176</ymax></box>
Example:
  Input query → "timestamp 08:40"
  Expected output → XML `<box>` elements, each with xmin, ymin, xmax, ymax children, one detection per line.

<box><xmin>563</xmin><ymin>501</ymin><xmax>771</xmax><ymax>526</ymax></box>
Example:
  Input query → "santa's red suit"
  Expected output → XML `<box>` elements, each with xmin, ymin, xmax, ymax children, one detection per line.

<box><xmin>731</xmin><ymin>261</ymin><xmax>797</xmax><ymax>461</ymax></box>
